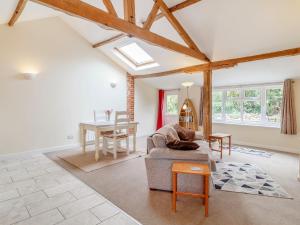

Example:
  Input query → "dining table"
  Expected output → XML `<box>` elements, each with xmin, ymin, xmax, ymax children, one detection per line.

<box><xmin>79</xmin><ymin>121</ymin><xmax>138</xmax><ymax>161</ymax></box>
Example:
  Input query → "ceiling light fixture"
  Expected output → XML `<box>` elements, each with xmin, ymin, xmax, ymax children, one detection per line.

<box><xmin>181</xmin><ymin>81</ymin><xmax>194</xmax><ymax>87</ymax></box>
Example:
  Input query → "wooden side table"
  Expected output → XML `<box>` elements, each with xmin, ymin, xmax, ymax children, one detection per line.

<box><xmin>172</xmin><ymin>162</ymin><xmax>211</xmax><ymax>217</ymax></box>
<box><xmin>209</xmin><ymin>133</ymin><xmax>232</xmax><ymax>159</ymax></box>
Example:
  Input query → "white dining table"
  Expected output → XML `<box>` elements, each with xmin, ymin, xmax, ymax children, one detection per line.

<box><xmin>79</xmin><ymin>121</ymin><xmax>138</xmax><ymax>161</ymax></box>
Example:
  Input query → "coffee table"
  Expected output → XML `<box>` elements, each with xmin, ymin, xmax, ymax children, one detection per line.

<box><xmin>172</xmin><ymin>162</ymin><xmax>211</xmax><ymax>217</ymax></box>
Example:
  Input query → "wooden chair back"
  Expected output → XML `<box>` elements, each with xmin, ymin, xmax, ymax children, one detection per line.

<box><xmin>114</xmin><ymin>111</ymin><xmax>130</xmax><ymax>135</ymax></box>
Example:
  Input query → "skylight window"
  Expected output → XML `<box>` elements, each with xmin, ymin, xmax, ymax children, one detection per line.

<box><xmin>113</xmin><ymin>42</ymin><xmax>159</xmax><ymax>71</ymax></box>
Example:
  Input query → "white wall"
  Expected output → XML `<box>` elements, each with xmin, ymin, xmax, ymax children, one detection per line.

<box><xmin>213</xmin><ymin>80</ymin><xmax>300</xmax><ymax>154</ymax></box>
<box><xmin>0</xmin><ymin>17</ymin><xmax>128</xmax><ymax>154</ymax></box>
<box><xmin>135</xmin><ymin>80</ymin><xmax>157</xmax><ymax>136</ymax></box>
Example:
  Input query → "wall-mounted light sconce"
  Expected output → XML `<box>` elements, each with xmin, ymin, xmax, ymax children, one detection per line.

<box><xmin>110</xmin><ymin>82</ymin><xmax>117</xmax><ymax>88</ymax></box>
<box><xmin>22</xmin><ymin>73</ymin><xmax>37</xmax><ymax>80</ymax></box>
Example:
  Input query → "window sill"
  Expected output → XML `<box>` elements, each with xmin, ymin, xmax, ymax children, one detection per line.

<box><xmin>213</xmin><ymin>121</ymin><xmax>280</xmax><ymax>129</ymax></box>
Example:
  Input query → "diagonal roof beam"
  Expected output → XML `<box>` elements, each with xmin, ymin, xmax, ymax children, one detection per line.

<box><xmin>30</xmin><ymin>0</ymin><xmax>208</xmax><ymax>61</ymax></box>
<box><xmin>143</xmin><ymin>1</ymin><xmax>160</xmax><ymax>30</ymax></box>
<box><xmin>93</xmin><ymin>33</ymin><xmax>128</xmax><ymax>48</ymax></box>
<box><xmin>157</xmin><ymin>0</ymin><xmax>209</xmax><ymax>60</ymax></box>
<box><xmin>8</xmin><ymin>0</ymin><xmax>28</xmax><ymax>26</ymax></box>
<box><xmin>102</xmin><ymin>0</ymin><xmax>118</xmax><ymax>17</ymax></box>
<box><xmin>155</xmin><ymin>0</ymin><xmax>201</xmax><ymax>20</ymax></box>
<box><xmin>134</xmin><ymin>47</ymin><xmax>300</xmax><ymax>78</ymax></box>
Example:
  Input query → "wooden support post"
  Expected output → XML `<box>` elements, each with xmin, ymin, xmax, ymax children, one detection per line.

<box><xmin>203</xmin><ymin>69</ymin><xmax>212</xmax><ymax>140</ymax></box>
<box><xmin>124</xmin><ymin>0</ymin><xmax>135</xmax><ymax>24</ymax></box>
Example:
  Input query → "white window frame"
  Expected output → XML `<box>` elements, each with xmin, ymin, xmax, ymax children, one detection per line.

<box><xmin>113</xmin><ymin>42</ymin><xmax>159</xmax><ymax>71</ymax></box>
<box><xmin>213</xmin><ymin>83</ymin><xmax>283</xmax><ymax>128</ymax></box>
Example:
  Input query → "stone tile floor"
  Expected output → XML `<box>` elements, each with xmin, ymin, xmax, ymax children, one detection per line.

<box><xmin>0</xmin><ymin>153</ymin><xmax>142</xmax><ymax>225</ymax></box>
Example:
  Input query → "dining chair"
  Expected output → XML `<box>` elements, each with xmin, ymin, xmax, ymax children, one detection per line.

<box><xmin>102</xmin><ymin>111</ymin><xmax>130</xmax><ymax>159</ymax></box>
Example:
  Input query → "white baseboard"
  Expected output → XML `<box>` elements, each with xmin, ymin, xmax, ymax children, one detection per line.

<box><xmin>0</xmin><ymin>143</ymin><xmax>80</xmax><ymax>159</ymax></box>
<box><xmin>233</xmin><ymin>140</ymin><xmax>299</xmax><ymax>155</ymax></box>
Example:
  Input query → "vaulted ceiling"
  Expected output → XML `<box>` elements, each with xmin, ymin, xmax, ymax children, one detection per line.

<box><xmin>2</xmin><ymin>0</ymin><xmax>300</xmax><ymax>88</ymax></box>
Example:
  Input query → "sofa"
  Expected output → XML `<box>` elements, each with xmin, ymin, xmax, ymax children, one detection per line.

<box><xmin>145</xmin><ymin>124</ymin><xmax>215</xmax><ymax>194</ymax></box>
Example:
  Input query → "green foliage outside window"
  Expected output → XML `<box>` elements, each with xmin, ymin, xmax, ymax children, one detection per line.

<box><xmin>243</xmin><ymin>101</ymin><xmax>261</xmax><ymax>121</ymax></box>
<box><xmin>166</xmin><ymin>95</ymin><xmax>178</xmax><ymax>115</ymax></box>
<box><xmin>212</xmin><ymin>91</ymin><xmax>223</xmax><ymax>120</ymax></box>
<box><xmin>266</xmin><ymin>88</ymin><xmax>282</xmax><ymax>123</ymax></box>
<box><xmin>245</xmin><ymin>89</ymin><xmax>260</xmax><ymax>98</ymax></box>
<box><xmin>227</xmin><ymin>90</ymin><xmax>240</xmax><ymax>98</ymax></box>
<box><xmin>225</xmin><ymin>100</ymin><xmax>241</xmax><ymax>121</ymax></box>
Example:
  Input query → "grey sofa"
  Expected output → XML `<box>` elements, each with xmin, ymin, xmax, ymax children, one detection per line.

<box><xmin>145</xmin><ymin>125</ymin><xmax>215</xmax><ymax>194</ymax></box>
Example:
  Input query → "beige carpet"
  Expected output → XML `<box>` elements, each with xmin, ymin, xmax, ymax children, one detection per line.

<box><xmin>57</xmin><ymin>149</ymin><xmax>145</xmax><ymax>172</ymax></box>
<box><xmin>46</xmin><ymin>137</ymin><xmax>300</xmax><ymax>225</ymax></box>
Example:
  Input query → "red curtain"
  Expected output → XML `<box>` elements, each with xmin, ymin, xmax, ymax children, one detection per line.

<box><xmin>156</xmin><ymin>89</ymin><xmax>165</xmax><ymax>130</ymax></box>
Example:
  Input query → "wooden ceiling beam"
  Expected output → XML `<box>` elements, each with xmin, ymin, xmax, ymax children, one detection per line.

<box><xmin>134</xmin><ymin>47</ymin><xmax>300</xmax><ymax>79</ymax></box>
<box><xmin>30</xmin><ymin>0</ymin><xmax>208</xmax><ymax>61</ymax></box>
<box><xmin>212</xmin><ymin>47</ymin><xmax>300</xmax><ymax>68</ymax></box>
<box><xmin>94</xmin><ymin>0</ymin><xmax>201</xmax><ymax>47</ymax></box>
<box><xmin>124</xmin><ymin>0</ymin><xmax>135</xmax><ymax>24</ymax></box>
<box><xmin>8</xmin><ymin>0</ymin><xmax>28</xmax><ymax>26</ymax></box>
<box><xmin>133</xmin><ymin>64</ymin><xmax>210</xmax><ymax>79</ymax></box>
<box><xmin>157</xmin><ymin>0</ymin><xmax>207</xmax><ymax>60</ymax></box>
<box><xmin>93</xmin><ymin>33</ymin><xmax>128</xmax><ymax>48</ymax></box>
<box><xmin>155</xmin><ymin>0</ymin><xmax>201</xmax><ymax>20</ymax></box>
<box><xmin>102</xmin><ymin>0</ymin><xmax>118</xmax><ymax>17</ymax></box>
<box><xmin>143</xmin><ymin>1</ymin><xmax>160</xmax><ymax>30</ymax></box>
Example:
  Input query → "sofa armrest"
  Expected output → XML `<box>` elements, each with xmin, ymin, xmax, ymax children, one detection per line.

<box><xmin>149</xmin><ymin>147</ymin><xmax>209</xmax><ymax>161</ymax></box>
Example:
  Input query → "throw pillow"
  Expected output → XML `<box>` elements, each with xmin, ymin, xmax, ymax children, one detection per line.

<box><xmin>167</xmin><ymin>140</ymin><xmax>199</xmax><ymax>151</ymax></box>
<box><xmin>173</xmin><ymin>124</ymin><xmax>195</xmax><ymax>141</ymax></box>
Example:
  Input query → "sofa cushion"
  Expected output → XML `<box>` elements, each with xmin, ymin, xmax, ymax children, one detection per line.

<box><xmin>149</xmin><ymin>147</ymin><xmax>209</xmax><ymax>161</ymax></box>
<box><xmin>156</xmin><ymin>125</ymin><xmax>180</xmax><ymax>140</ymax></box>
<box><xmin>152</xmin><ymin>134</ymin><xmax>167</xmax><ymax>148</ymax></box>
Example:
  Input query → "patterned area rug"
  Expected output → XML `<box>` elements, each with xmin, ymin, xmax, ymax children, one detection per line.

<box><xmin>212</xmin><ymin>161</ymin><xmax>292</xmax><ymax>199</ymax></box>
<box><xmin>231</xmin><ymin>146</ymin><xmax>273</xmax><ymax>158</ymax></box>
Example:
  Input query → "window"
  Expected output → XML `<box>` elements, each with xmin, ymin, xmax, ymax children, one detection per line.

<box><xmin>212</xmin><ymin>91</ymin><xmax>223</xmax><ymax>120</ymax></box>
<box><xmin>164</xmin><ymin>91</ymin><xmax>179</xmax><ymax>125</ymax></box>
<box><xmin>166</xmin><ymin>94</ymin><xmax>179</xmax><ymax>115</ymax></box>
<box><xmin>212</xmin><ymin>84</ymin><xmax>283</xmax><ymax>127</ymax></box>
<box><xmin>114</xmin><ymin>42</ymin><xmax>159</xmax><ymax>71</ymax></box>
<box><xmin>266</xmin><ymin>88</ymin><xmax>282</xmax><ymax>123</ymax></box>
<box><xmin>225</xmin><ymin>89</ymin><xmax>241</xmax><ymax>121</ymax></box>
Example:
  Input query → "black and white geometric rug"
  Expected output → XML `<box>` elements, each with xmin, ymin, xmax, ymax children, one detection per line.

<box><xmin>211</xmin><ymin>161</ymin><xmax>292</xmax><ymax>199</ymax></box>
<box><xmin>231</xmin><ymin>146</ymin><xmax>273</xmax><ymax>158</ymax></box>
